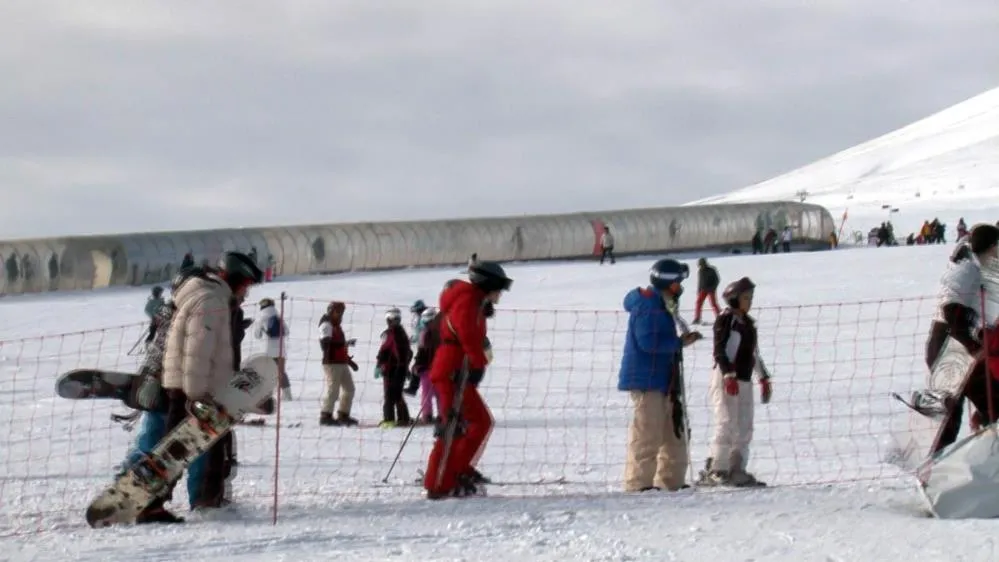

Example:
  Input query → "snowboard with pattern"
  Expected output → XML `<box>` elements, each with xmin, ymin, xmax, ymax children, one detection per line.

<box><xmin>84</xmin><ymin>354</ymin><xmax>278</xmax><ymax>528</ymax></box>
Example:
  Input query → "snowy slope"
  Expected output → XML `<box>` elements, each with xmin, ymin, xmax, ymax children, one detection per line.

<box><xmin>687</xmin><ymin>86</ymin><xmax>999</xmax><ymax>240</ymax></box>
<box><xmin>1</xmin><ymin>245</ymin><xmax>993</xmax><ymax>561</ymax></box>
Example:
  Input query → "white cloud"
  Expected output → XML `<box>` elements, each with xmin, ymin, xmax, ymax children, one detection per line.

<box><xmin>0</xmin><ymin>0</ymin><xmax>995</xmax><ymax>238</ymax></box>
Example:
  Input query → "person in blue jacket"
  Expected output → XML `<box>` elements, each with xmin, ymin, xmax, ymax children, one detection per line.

<box><xmin>618</xmin><ymin>258</ymin><xmax>703</xmax><ymax>492</ymax></box>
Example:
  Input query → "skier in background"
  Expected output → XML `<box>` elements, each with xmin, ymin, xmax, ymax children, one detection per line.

<box><xmin>692</xmin><ymin>258</ymin><xmax>720</xmax><ymax>325</ymax></box>
<box><xmin>698</xmin><ymin>277</ymin><xmax>772</xmax><ymax>488</ymax></box>
<box><xmin>141</xmin><ymin>251</ymin><xmax>263</xmax><ymax>523</ymax></box>
<box><xmin>407</xmin><ymin>306</ymin><xmax>440</xmax><ymax>425</ymax></box>
<box><xmin>617</xmin><ymin>258</ymin><xmax>702</xmax><ymax>493</ymax></box>
<box><xmin>409</xmin><ymin>299</ymin><xmax>428</xmax><ymax>345</ymax></box>
<box><xmin>318</xmin><ymin>301</ymin><xmax>359</xmax><ymax>427</ymax></box>
<box><xmin>255</xmin><ymin>297</ymin><xmax>293</xmax><ymax>401</ymax></box>
<box><xmin>145</xmin><ymin>286</ymin><xmax>165</xmax><ymax>320</ymax></box>
<box><xmin>423</xmin><ymin>262</ymin><xmax>513</xmax><ymax>498</ymax></box>
<box><xmin>376</xmin><ymin>307</ymin><xmax>413</xmax><ymax>428</ymax></box>
<box><xmin>599</xmin><ymin>226</ymin><xmax>616</xmax><ymax>265</ymax></box>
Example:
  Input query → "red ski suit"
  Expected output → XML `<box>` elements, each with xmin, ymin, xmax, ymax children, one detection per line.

<box><xmin>423</xmin><ymin>280</ymin><xmax>493</xmax><ymax>494</ymax></box>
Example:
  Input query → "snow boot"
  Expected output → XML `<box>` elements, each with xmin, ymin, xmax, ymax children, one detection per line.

<box><xmin>336</xmin><ymin>412</ymin><xmax>359</xmax><ymax>426</ymax></box>
<box><xmin>319</xmin><ymin>412</ymin><xmax>339</xmax><ymax>426</ymax></box>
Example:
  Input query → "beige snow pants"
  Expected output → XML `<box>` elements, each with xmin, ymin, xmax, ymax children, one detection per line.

<box><xmin>623</xmin><ymin>390</ymin><xmax>689</xmax><ymax>491</ymax></box>
<box><xmin>321</xmin><ymin>363</ymin><xmax>355</xmax><ymax>415</ymax></box>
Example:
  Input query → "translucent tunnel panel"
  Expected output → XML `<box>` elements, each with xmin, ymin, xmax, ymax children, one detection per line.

<box><xmin>0</xmin><ymin>202</ymin><xmax>835</xmax><ymax>295</ymax></box>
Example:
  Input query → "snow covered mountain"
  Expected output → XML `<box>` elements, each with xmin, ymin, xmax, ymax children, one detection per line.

<box><xmin>687</xmin><ymin>87</ymin><xmax>999</xmax><ymax>242</ymax></box>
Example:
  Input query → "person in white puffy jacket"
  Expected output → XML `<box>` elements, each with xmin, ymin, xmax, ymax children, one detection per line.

<box><xmin>254</xmin><ymin>298</ymin><xmax>293</xmax><ymax>400</ymax></box>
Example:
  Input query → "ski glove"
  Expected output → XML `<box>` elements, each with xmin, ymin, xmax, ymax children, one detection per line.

<box><xmin>348</xmin><ymin>358</ymin><xmax>359</xmax><ymax>372</ymax></box>
<box><xmin>723</xmin><ymin>374</ymin><xmax>739</xmax><ymax>396</ymax></box>
<box><xmin>347</xmin><ymin>338</ymin><xmax>357</xmax><ymax>347</ymax></box>
<box><xmin>759</xmin><ymin>378</ymin><xmax>772</xmax><ymax>404</ymax></box>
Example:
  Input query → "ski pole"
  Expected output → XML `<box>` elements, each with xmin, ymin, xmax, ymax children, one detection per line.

<box><xmin>126</xmin><ymin>328</ymin><xmax>148</xmax><ymax>356</ymax></box>
<box><xmin>382</xmin><ymin>411</ymin><xmax>422</xmax><ymax>483</ymax></box>
<box><xmin>434</xmin><ymin>358</ymin><xmax>470</xmax><ymax>491</ymax></box>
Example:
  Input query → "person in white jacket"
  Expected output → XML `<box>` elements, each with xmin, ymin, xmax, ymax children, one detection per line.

<box><xmin>255</xmin><ymin>298</ymin><xmax>293</xmax><ymax>400</ymax></box>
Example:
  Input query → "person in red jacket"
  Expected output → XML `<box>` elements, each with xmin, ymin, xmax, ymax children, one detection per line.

<box><xmin>423</xmin><ymin>261</ymin><xmax>513</xmax><ymax>499</ymax></box>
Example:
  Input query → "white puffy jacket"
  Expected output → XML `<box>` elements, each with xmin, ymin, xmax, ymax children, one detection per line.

<box><xmin>161</xmin><ymin>273</ymin><xmax>235</xmax><ymax>399</ymax></box>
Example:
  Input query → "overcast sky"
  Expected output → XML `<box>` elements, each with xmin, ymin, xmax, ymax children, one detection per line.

<box><xmin>1</xmin><ymin>0</ymin><xmax>996</xmax><ymax>239</ymax></box>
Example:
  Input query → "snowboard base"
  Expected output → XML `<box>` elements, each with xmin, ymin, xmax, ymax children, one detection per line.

<box><xmin>56</xmin><ymin>369</ymin><xmax>136</xmax><ymax>400</ymax></box>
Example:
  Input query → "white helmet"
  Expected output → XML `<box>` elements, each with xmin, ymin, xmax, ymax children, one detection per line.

<box><xmin>421</xmin><ymin>307</ymin><xmax>437</xmax><ymax>321</ymax></box>
<box><xmin>385</xmin><ymin>307</ymin><xmax>402</xmax><ymax>322</ymax></box>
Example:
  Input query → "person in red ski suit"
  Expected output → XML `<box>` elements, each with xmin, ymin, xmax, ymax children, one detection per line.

<box><xmin>423</xmin><ymin>261</ymin><xmax>512</xmax><ymax>499</ymax></box>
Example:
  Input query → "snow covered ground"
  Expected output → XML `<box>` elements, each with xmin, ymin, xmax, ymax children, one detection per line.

<box><xmin>687</xmin><ymin>86</ymin><xmax>999</xmax><ymax>242</ymax></box>
<box><xmin>4</xmin><ymin>243</ymin><xmax>999</xmax><ymax>561</ymax></box>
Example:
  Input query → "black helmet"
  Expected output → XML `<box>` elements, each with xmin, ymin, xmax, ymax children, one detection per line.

<box><xmin>218</xmin><ymin>251</ymin><xmax>264</xmax><ymax>287</ymax></box>
<box><xmin>649</xmin><ymin>259</ymin><xmax>689</xmax><ymax>291</ymax></box>
<box><xmin>469</xmin><ymin>261</ymin><xmax>513</xmax><ymax>293</ymax></box>
<box><xmin>151</xmin><ymin>285</ymin><xmax>164</xmax><ymax>297</ymax></box>
<box><xmin>722</xmin><ymin>277</ymin><xmax>756</xmax><ymax>308</ymax></box>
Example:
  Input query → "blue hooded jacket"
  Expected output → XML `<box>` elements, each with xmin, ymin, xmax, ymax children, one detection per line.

<box><xmin>617</xmin><ymin>286</ymin><xmax>682</xmax><ymax>394</ymax></box>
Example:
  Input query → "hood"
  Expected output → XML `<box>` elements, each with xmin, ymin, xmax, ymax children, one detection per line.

<box><xmin>172</xmin><ymin>272</ymin><xmax>231</xmax><ymax>311</ymax></box>
<box><xmin>623</xmin><ymin>286</ymin><xmax>660</xmax><ymax>313</ymax></box>
<box><xmin>439</xmin><ymin>280</ymin><xmax>485</xmax><ymax>316</ymax></box>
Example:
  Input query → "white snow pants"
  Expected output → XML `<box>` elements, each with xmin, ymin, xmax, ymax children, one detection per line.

<box><xmin>708</xmin><ymin>368</ymin><xmax>755</xmax><ymax>472</ymax></box>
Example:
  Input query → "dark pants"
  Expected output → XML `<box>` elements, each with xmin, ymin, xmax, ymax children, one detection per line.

<box><xmin>383</xmin><ymin>374</ymin><xmax>411</xmax><ymax>423</ymax></box>
<box><xmin>600</xmin><ymin>247</ymin><xmax>615</xmax><ymax>264</ymax></box>
<box><xmin>926</xmin><ymin>322</ymin><xmax>999</xmax><ymax>453</ymax></box>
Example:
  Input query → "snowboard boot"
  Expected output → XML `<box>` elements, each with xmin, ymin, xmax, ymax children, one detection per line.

<box><xmin>136</xmin><ymin>505</ymin><xmax>184</xmax><ymax>524</ymax></box>
<box><xmin>697</xmin><ymin>470</ymin><xmax>731</xmax><ymax>487</ymax></box>
<box><xmin>467</xmin><ymin>467</ymin><xmax>492</xmax><ymax>484</ymax></box>
<box><xmin>452</xmin><ymin>473</ymin><xmax>484</xmax><ymax>498</ymax></box>
<box><xmin>319</xmin><ymin>412</ymin><xmax>339</xmax><ymax>426</ymax></box>
<box><xmin>336</xmin><ymin>412</ymin><xmax>359</xmax><ymax>426</ymax></box>
<box><xmin>729</xmin><ymin>469</ymin><xmax>766</xmax><ymax>488</ymax></box>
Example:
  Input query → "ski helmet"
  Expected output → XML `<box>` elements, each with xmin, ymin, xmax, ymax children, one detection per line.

<box><xmin>468</xmin><ymin>261</ymin><xmax>513</xmax><ymax>293</ymax></box>
<box><xmin>217</xmin><ymin>251</ymin><xmax>264</xmax><ymax>288</ymax></box>
<box><xmin>410</xmin><ymin>299</ymin><xmax>427</xmax><ymax>315</ymax></box>
<box><xmin>722</xmin><ymin>277</ymin><xmax>756</xmax><ymax>308</ymax></box>
<box><xmin>151</xmin><ymin>285</ymin><xmax>164</xmax><ymax>297</ymax></box>
<box><xmin>385</xmin><ymin>307</ymin><xmax>402</xmax><ymax>323</ymax></box>
<box><xmin>421</xmin><ymin>306</ymin><xmax>437</xmax><ymax>321</ymax></box>
<box><xmin>259</xmin><ymin>297</ymin><xmax>275</xmax><ymax>309</ymax></box>
<box><xmin>648</xmin><ymin>259</ymin><xmax>689</xmax><ymax>291</ymax></box>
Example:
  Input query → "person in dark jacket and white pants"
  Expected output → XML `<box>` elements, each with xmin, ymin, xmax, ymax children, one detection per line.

<box><xmin>699</xmin><ymin>277</ymin><xmax>772</xmax><ymax>488</ymax></box>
